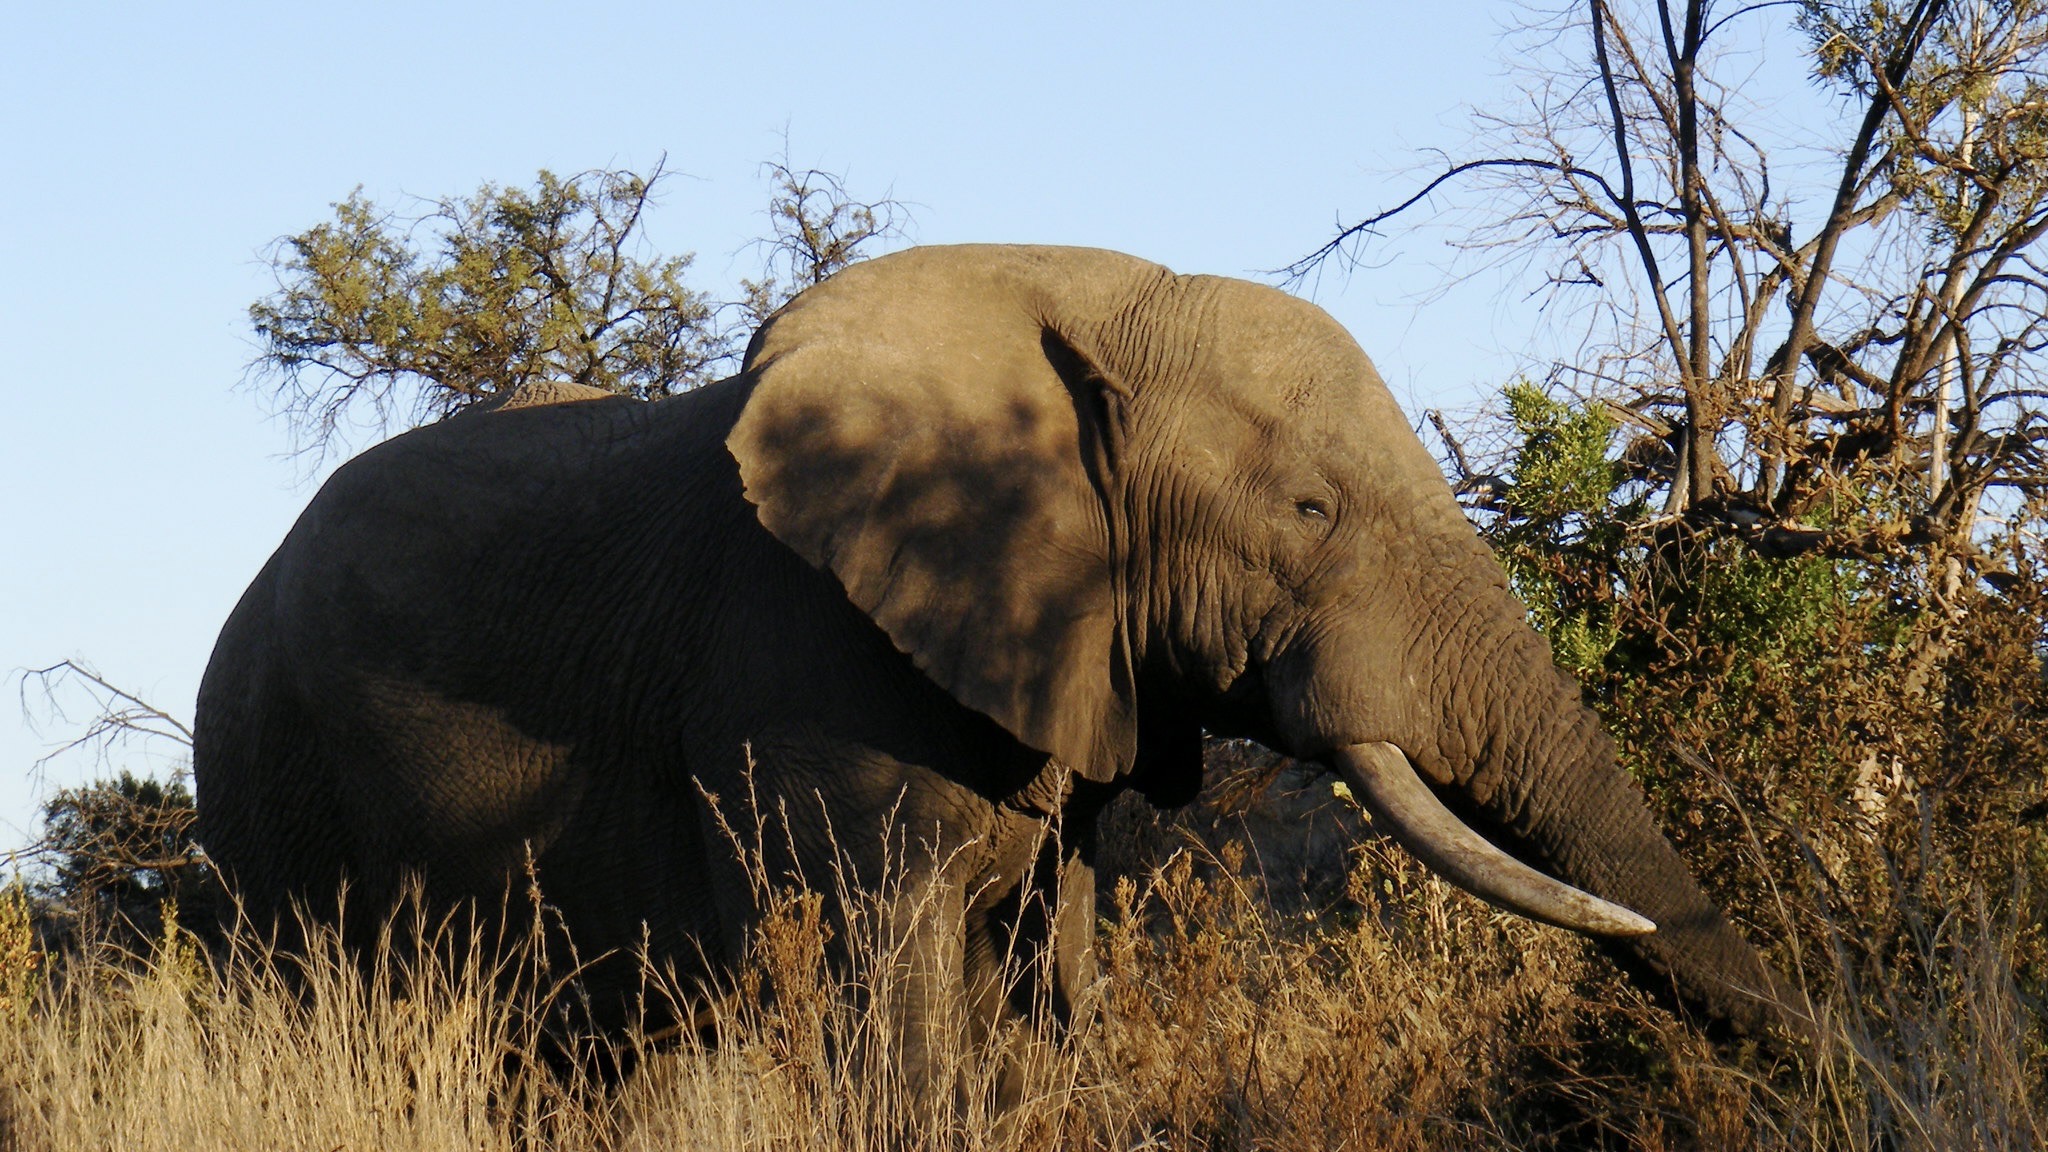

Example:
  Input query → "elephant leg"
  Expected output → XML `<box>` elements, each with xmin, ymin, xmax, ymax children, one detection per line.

<box><xmin>959</xmin><ymin>891</ymin><xmax>1035</xmax><ymax>1118</ymax></box>
<box><xmin>960</xmin><ymin>834</ymin><xmax>1098</xmax><ymax>1115</ymax></box>
<box><xmin>1049</xmin><ymin>849</ymin><xmax>1098</xmax><ymax>1021</ymax></box>
<box><xmin>876</xmin><ymin>873</ymin><xmax>970</xmax><ymax>1120</ymax></box>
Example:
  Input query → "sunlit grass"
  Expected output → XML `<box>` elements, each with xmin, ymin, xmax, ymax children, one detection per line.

<box><xmin>0</xmin><ymin>807</ymin><xmax>2037</xmax><ymax>1151</ymax></box>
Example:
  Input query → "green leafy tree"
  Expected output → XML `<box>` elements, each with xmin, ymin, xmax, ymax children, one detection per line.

<box><xmin>1484</xmin><ymin>383</ymin><xmax>1634</xmax><ymax>679</ymax></box>
<box><xmin>1464</xmin><ymin>381</ymin><xmax>1875</xmax><ymax>704</ymax></box>
<box><xmin>36</xmin><ymin>772</ymin><xmax>198</xmax><ymax>910</ymax></box>
<box><xmin>249</xmin><ymin>159</ymin><xmax>907</xmax><ymax>455</ymax></box>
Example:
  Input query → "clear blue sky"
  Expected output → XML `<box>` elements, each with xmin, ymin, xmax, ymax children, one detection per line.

<box><xmin>0</xmin><ymin>1</ymin><xmax>1574</xmax><ymax>852</ymax></box>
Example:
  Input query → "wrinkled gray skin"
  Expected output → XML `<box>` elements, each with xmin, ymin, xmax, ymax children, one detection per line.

<box><xmin>196</xmin><ymin>245</ymin><xmax>1795</xmax><ymax>1092</ymax></box>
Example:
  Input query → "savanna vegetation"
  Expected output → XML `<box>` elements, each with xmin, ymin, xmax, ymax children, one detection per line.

<box><xmin>5</xmin><ymin>0</ymin><xmax>2047</xmax><ymax>1147</ymax></box>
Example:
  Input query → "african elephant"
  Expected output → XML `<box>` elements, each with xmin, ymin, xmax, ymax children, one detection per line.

<box><xmin>194</xmin><ymin>244</ymin><xmax>1797</xmax><ymax>1089</ymax></box>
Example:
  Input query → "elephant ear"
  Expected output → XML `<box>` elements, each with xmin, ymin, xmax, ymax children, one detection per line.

<box><xmin>726</xmin><ymin>246</ymin><xmax>1143</xmax><ymax>782</ymax></box>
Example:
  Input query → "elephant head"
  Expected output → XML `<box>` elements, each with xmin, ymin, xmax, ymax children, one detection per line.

<box><xmin>726</xmin><ymin>244</ymin><xmax>1796</xmax><ymax>1035</ymax></box>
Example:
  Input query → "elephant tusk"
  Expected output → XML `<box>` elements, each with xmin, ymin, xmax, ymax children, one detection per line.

<box><xmin>1327</xmin><ymin>742</ymin><xmax>1656</xmax><ymax>938</ymax></box>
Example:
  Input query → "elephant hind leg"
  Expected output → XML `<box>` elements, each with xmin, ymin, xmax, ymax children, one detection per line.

<box><xmin>195</xmin><ymin>649</ymin><xmax>354</xmax><ymax>945</ymax></box>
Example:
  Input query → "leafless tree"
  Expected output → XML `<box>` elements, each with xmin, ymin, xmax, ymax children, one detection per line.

<box><xmin>1294</xmin><ymin>0</ymin><xmax>2048</xmax><ymax>573</ymax></box>
<box><xmin>17</xmin><ymin>660</ymin><xmax>192</xmax><ymax>774</ymax></box>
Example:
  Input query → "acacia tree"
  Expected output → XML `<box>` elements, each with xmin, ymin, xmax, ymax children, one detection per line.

<box><xmin>249</xmin><ymin>159</ymin><xmax>906</xmax><ymax>456</ymax></box>
<box><xmin>1295</xmin><ymin>0</ymin><xmax>2048</xmax><ymax>574</ymax></box>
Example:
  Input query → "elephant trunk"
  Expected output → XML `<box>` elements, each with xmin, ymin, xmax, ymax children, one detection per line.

<box><xmin>1471</xmin><ymin>704</ymin><xmax>1796</xmax><ymax>1035</ymax></box>
<box><xmin>1460</xmin><ymin>611</ymin><xmax>1792</xmax><ymax>1033</ymax></box>
<box><xmin>1302</xmin><ymin>559</ymin><xmax>1802</xmax><ymax>1036</ymax></box>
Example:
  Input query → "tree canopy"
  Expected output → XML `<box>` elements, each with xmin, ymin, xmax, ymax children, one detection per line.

<box><xmin>248</xmin><ymin>159</ymin><xmax>905</xmax><ymax>456</ymax></box>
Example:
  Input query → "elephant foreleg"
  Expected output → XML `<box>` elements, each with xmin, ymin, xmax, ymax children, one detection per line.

<box><xmin>1049</xmin><ymin>850</ymin><xmax>1098</xmax><ymax>1021</ymax></box>
<box><xmin>873</xmin><ymin>873</ymin><xmax>970</xmax><ymax>1119</ymax></box>
<box><xmin>961</xmin><ymin>835</ymin><xmax>1099</xmax><ymax>1114</ymax></box>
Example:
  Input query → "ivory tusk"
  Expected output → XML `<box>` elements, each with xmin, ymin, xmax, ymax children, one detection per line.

<box><xmin>1328</xmin><ymin>742</ymin><xmax>1656</xmax><ymax>937</ymax></box>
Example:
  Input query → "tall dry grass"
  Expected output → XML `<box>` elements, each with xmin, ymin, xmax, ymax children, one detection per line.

<box><xmin>0</xmin><ymin>787</ymin><xmax>2037</xmax><ymax>1152</ymax></box>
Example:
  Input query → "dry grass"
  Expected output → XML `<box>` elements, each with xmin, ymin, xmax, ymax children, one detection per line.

<box><xmin>0</xmin><ymin>789</ymin><xmax>2038</xmax><ymax>1152</ymax></box>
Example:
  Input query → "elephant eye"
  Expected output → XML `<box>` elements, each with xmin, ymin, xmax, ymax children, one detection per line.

<box><xmin>1295</xmin><ymin>498</ymin><xmax>1330</xmax><ymax>522</ymax></box>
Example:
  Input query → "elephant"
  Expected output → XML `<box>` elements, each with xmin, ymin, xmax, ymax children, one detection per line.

<box><xmin>193</xmin><ymin>243</ymin><xmax>1799</xmax><ymax>1094</ymax></box>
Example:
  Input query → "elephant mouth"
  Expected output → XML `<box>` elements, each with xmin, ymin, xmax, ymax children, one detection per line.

<box><xmin>1326</xmin><ymin>742</ymin><xmax>1656</xmax><ymax>937</ymax></box>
